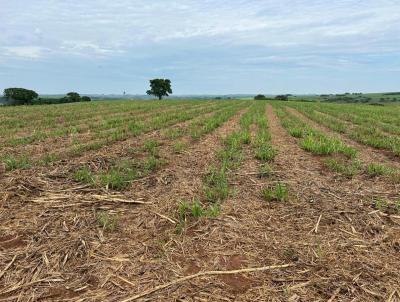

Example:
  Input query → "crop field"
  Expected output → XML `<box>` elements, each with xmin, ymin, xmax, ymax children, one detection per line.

<box><xmin>0</xmin><ymin>100</ymin><xmax>399</xmax><ymax>301</ymax></box>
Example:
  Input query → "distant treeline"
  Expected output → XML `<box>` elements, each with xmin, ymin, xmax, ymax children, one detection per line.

<box><xmin>254</xmin><ymin>94</ymin><xmax>290</xmax><ymax>101</ymax></box>
<box><xmin>315</xmin><ymin>92</ymin><xmax>400</xmax><ymax>104</ymax></box>
<box><xmin>383</xmin><ymin>92</ymin><xmax>400</xmax><ymax>96</ymax></box>
<box><xmin>2</xmin><ymin>88</ymin><xmax>91</xmax><ymax>105</ymax></box>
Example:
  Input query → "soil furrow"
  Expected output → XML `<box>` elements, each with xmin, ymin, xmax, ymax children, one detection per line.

<box><xmin>265</xmin><ymin>104</ymin><xmax>400</xmax><ymax>301</ymax></box>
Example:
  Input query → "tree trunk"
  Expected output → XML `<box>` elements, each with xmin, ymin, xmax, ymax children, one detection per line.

<box><xmin>158</xmin><ymin>95</ymin><xmax>162</xmax><ymax>100</ymax></box>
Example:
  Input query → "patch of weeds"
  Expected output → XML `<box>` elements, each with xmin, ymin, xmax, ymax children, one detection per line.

<box><xmin>96</xmin><ymin>211</ymin><xmax>118</xmax><ymax>231</ymax></box>
<box><xmin>395</xmin><ymin>199</ymin><xmax>400</xmax><ymax>213</ymax></box>
<box><xmin>373</xmin><ymin>198</ymin><xmax>389</xmax><ymax>211</ymax></box>
<box><xmin>99</xmin><ymin>160</ymin><xmax>140</xmax><ymax>190</ymax></box>
<box><xmin>366</xmin><ymin>162</ymin><xmax>389</xmax><ymax>177</ymax></box>
<box><xmin>72</xmin><ymin>141</ymin><xmax>105</xmax><ymax>155</ymax></box>
<box><xmin>110</xmin><ymin>129</ymin><xmax>127</xmax><ymax>142</ymax></box>
<box><xmin>74</xmin><ymin>166</ymin><xmax>94</xmax><ymax>184</ymax></box>
<box><xmin>288</xmin><ymin>127</ymin><xmax>305</xmax><ymax>138</ymax></box>
<box><xmin>203</xmin><ymin>166</ymin><xmax>229</xmax><ymax>203</ymax></box>
<box><xmin>128</xmin><ymin>122</ymin><xmax>144</xmax><ymax>136</ymax></box>
<box><xmin>255</xmin><ymin>144</ymin><xmax>276</xmax><ymax>161</ymax></box>
<box><xmin>7</xmin><ymin>131</ymin><xmax>47</xmax><ymax>146</ymax></box>
<box><xmin>261</xmin><ymin>183</ymin><xmax>289</xmax><ymax>202</ymax></box>
<box><xmin>163</xmin><ymin>128</ymin><xmax>184</xmax><ymax>139</ymax></box>
<box><xmin>241</xmin><ymin>131</ymin><xmax>251</xmax><ymax>144</ymax></box>
<box><xmin>255</xmin><ymin>142</ymin><xmax>276</xmax><ymax>161</ymax></box>
<box><xmin>300</xmin><ymin>134</ymin><xmax>357</xmax><ymax>158</ymax></box>
<box><xmin>1</xmin><ymin>154</ymin><xmax>31</xmax><ymax>171</ymax></box>
<box><xmin>178</xmin><ymin>199</ymin><xmax>207</xmax><ymax>219</ymax></box>
<box><xmin>258</xmin><ymin>163</ymin><xmax>273</xmax><ymax>178</ymax></box>
<box><xmin>172</xmin><ymin>141</ymin><xmax>187</xmax><ymax>154</ymax></box>
<box><xmin>190</xmin><ymin>129</ymin><xmax>201</xmax><ymax>140</ymax></box>
<box><xmin>40</xmin><ymin>153</ymin><xmax>60</xmax><ymax>165</ymax></box>
<box><xmin>142</xmin><ymin>156</ymin><xmax>164</xmax><ymax>172</ymax></box>
<box><xmin>389</xmin><ymin>171</ymin><xmax>400</xmax><ymax>183</ymax></box>
<box><xmin>207</xmin><ymin>202</ymin><xmax>221</xmax><ymax>217</ymax></box>
<box><xmin>142</xmin><ymin>139</ymin><xmax>160</xmax><ymax>157</ymax></box>
<box><xmin>223</xmin><ymin>131</ymin><xmax>242</xmax><ymax>149</ymax></box>
<box><xmin>253</xmin><ymin>131</ymin><xmax>271</xmax><ymax>147</ymax></box>
<box><xmin>325</xmin><ymin>158</ymin><xmax>361</xmax><ymax>178</ymax></box>
<box><xmin>218</xmin><ymin>148</ymin><xmax>242</xmax><ymax>169</ymax></box>
<box><xmin>176</xmin><ymin>199</ymin><xmax>221</xmax><ymax>233</ymax></box>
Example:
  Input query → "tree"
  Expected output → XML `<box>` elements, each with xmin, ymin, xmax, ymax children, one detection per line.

<box><xmin>66</xmin><ymin>92</ymin><xmax>81</xmax><ymax>102</ymax></box>
<box><xmin>81</xmin><ymin>96</ymin><xmax>92</xmax><ymax>102</ymax></box>
<box><xmin>4</xmin><ymin>88</ymin><xmax>38</xmax><ymax>105</ymax></box>
<box><xmin>146</xmin><ymin>79</ymin><xmax>172</xmax><ymax>100</ymax></box>
<box><xmin>254</xmin><ymin>94</ymin><xmax>267</xmax><ymax>100</ymax></box>
<box><xmin>275</xmin><ymin>95</ymin><xmax>289</xmax><ymax>101</ymax></box>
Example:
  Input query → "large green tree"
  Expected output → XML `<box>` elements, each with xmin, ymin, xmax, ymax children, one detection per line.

<box><xmin>66</xmin><ymin>92</ymin><xmax>81</xmax><ymax>102</ymax></box>
<box><xmin>146</xmin><ymin>79</ymin><xmax>172</xmax><ymax>100</ymax></box>
<box><xmin>4</xmin><ymin>88</ymin><xmax>38</xmax><ymax>105</ymax></box>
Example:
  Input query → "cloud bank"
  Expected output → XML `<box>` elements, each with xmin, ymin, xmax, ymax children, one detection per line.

<box><xmin>0</xmin><ymin>0</ymin><xmax>399</xmax><ymax>94</ymax></box>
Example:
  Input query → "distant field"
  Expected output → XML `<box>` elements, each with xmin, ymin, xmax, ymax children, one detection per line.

<box><xmin>291</xmin><ymin>92</ymin><xmax>400</xmax><ymax>103</ymax></box>
<box><xmin>0</xmin><ymin>99</ymin><xmax>399</xmax><ymax>301</ymax></box>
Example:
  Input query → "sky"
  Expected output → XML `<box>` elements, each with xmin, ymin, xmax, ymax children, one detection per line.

<box><xmin>0</xmin><ymin>0</ymin><xmax>399</xmax><ymax>95</ymax></box>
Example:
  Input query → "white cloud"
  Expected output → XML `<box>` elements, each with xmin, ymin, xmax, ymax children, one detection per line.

<box><xmin>0</xmin><ymin>0</ymin><xmax>399</xmax><ymax>93</ymax></box>
<box><xmin>3</xmin><ymin>46</ymin><xmax>45</xmax><ymax>59</ymax></box>
<box><xmin>0</xmin><ymin>0</ymin><xmax>399</xmax><ymax>59</ymax></box>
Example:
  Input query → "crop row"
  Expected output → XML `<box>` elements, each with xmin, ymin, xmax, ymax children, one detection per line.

<box><xmin>288</xmin><ymin>102</ymin><xmax>400</xmax><ymax>156</ymax></box>
<box><xmin>72</xmin><ymin>102</ymin><xmax>250</xmax><ymax>191</ymax></box>
<box><xmin>0</xmin><ymin>101</ymin><xmax>214</xmax><ymax>147</ymax></box>
<box><xmin>0</xmin><ymin>101</ymin><xmax>243</xmax><ymax>171</ymax></box>
<box><xmin>274</xmin><ymin>104</ymin><xmax>399</xmax><ymax>181</ymax></box>
<box><xmin>176</xmin><ymin>100</ymin><xmax>287</xmax><ymax>230</ymax></box>
<box><xmin>176</xmin><ymin>102</ymin><xmax>259</xmax><ymax>229</ymax></box>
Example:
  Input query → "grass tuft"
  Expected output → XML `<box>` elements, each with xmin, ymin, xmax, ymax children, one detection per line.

<box><xmin>96</xmin><ymin>211</ymin><xmax>118</xmax><ymax>231</ymax></box>
<box><xmin>325</xmin><ymin>158</ymin><xmax>361</xmax><ymax>178</ymax></box>
<box><xmin>366</xmin><ymin>163</ymin><xmax>389</xmax><ymax>177</ymax></box>
<box><xmin>258</xmin><ymin>163</ymin><xmax>273</xmax><ymax>178</ymax></box>
<box><xmin>1</xmin><ymin>154</ymin><xmax>31</xmax><ymax>171</ymax></box>
<box><xmin>203</xmin><ymin>166</ymin><xmax>229</xmax><ymax>203</ymax></box>
<box><xmin>262</xmin><ymin>183</ymin><xmax>289</xmax><ymax>202</ymax></box>
<box><xmin>74</xmin><ymin>166</ymin><xmax>94</xmax><ymax>184</ymax></box>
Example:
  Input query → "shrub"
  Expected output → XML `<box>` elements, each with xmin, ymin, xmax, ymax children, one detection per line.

<box><xmin>81</xmin><ymin>96</ymin><xmax>92</xmax><ymax>102</ymax></box>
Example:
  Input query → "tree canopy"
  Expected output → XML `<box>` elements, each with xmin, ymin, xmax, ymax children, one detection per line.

<box><xmin>81</xmin><ymin>96</ymin><xmax>92</xmax><ymax>102</ymax></box>
<box><xmin>254</xmin><ymin>94</ymin><xmax>267</xmax><ymax>100</ymax></box>
<box><xmin>275</xmin><ymin>95</ymin><xmax>289</xmax><ymax>101</ymax></box>
<box><xmin>146</xmin><ymin>79</ymin><xmax>172</xmax><ymax>100</ymax></box>
<box><xmin>4</xmin><ymin>88</ymin><xmax>38</xmax><ymax>104</ymax></box>
<box><xmin>66</xmin><ymin>92</ymin><xmax>81</xmax><ymax>102</ymax></box>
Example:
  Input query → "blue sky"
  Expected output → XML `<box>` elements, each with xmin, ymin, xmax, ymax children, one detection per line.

<box><xmin>0</xmin><ymin>0</ymin><xmax>399</xmax><ymax>95</ymax></box>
